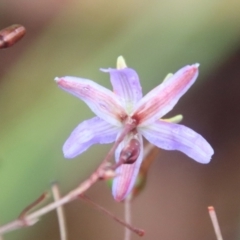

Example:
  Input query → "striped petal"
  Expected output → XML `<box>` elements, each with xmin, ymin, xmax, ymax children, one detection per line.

<box><xmin>63</xmin><ymin>117</ymin><xmax>120</xmax><ymax>158</ymax></box>
<box><xmin>112</xmin><ymin>133</ymin><xmax>143</xmax><ymax>201</ymax></box>
<box><xmin>55</xmin><ymin>76</ymin><xmax>127</xmax><ymax>126</ymax></box>
<box><xmin>132</xmin><ymin>64</ymin><xmax>199</xmax><ymax>126</ymax></box>
<box><xmin>101</xmin><ymin>68</ymin><xmax>142</xmax><ymax>113</ymax></box>
<box><xmin>139</xmin><ymin>120</ymin><xmax>213</xmax><ymax>164</ymax></box>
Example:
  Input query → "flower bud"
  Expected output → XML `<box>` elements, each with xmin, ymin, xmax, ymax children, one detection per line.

<box><xmin>119</xmin><ymin>139</ymin><xmax>140</xmax><ymax>164</ymax></box>
<box><xmin>0</xmin><ymin>24</ymin><xmax>26</xmax><ymax>49</ymax></box>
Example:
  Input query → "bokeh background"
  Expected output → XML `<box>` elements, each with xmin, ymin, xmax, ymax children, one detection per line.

<box><xmin>1</xmin><ymin>0</ymin><xmax>240</xmax><ymax>239</ymax></box>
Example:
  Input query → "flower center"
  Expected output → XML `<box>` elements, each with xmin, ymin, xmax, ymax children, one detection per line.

<box><xmin>122</xmin><ymin>116</ymin><xmax>138</xmax><ymax>126</ymax></box>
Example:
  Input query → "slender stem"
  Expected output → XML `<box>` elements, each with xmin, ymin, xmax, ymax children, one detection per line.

<box><xmin>0</xmin><ymin>220</ymin><xmax>23</xmax><ymax>234</ymax></box>
<box><xmin>51</xmin><ymin>183</ymin><xmax>68</xmax><ymax>240</ymax></box>
<box><xmin>124</xmin><ymin>197</ymin><xmax>132</xmax><ymax>240</ymax></box>
<box><xmin>0</xmin><ymin>123</ymin><xmax>136</xmax><ymax>235</ymax></box>
<box><xmin>80</xmin><ymin>195</ymin><xmax>144</xmax><ymax>237</ymax></box>
<box><xmin>18</xmin><ymin>192</ymin><xmax>49</xmax><ymax>220</ymax></box>
<box><xmin>208</xmin><ymin>206</ymin><xmax>223</xmax><ymax>240</ymax></box>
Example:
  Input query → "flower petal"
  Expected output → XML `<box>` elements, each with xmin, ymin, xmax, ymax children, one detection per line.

<box><xmin>63</xmin><ymin>117</ymin><xmax>120</xmax><ymax>158</ymax></box>
<box><xmin>101</xmin><ymin>68</ymin><xmax>142</xmax><ymax>112</ymax></box>
<box><xmin>132</xmin><ymin>64</ymin><xmax>199</xmax><ymax>126</ymax></box>
<box><xmin>112</xmin><ymin>133</ymin><xmax>143</xmax><ymax>201</ymax></box>
<box><xmin>139</xmin><ymin>120</ymin><xmax>213</xmax><ymax>163</ymax></box>
<box><xmin>55</xmin><ymin>76</ymin><xmax>127</xmax><ymax>126</ymax></box>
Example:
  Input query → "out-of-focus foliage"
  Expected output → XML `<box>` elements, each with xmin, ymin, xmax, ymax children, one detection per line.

<box><xmin>1</xmin><ymin>0</ymin><xmax>240</xmax><ymax>239</ymax></box>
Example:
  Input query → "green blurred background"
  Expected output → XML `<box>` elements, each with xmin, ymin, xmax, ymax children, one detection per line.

<box><xmin>1</xmin><ymin>0</ymin><xmax>240</xmax><ymax>239</ymax></box>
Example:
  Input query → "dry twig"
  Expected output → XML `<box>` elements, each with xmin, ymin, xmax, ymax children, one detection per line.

<box><xmin>208</xmin><ymin>206</ymin><xmax>223</xmax><ymax>240</ymax></box>
<box><xmin>79</xmin><ymin>194</ymin><xmax>144</xmax><ymax>237</ymax></box>
<box><xmin>52</xmin><ymin>183</ymin><xmax>68</xmax><ymax>240</ymax></box>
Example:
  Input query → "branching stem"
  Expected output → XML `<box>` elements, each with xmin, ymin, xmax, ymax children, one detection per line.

<box><xmin>0</xmin><ymin>123</ymin><xmax>136</xmax><ymax>235</ymax></box>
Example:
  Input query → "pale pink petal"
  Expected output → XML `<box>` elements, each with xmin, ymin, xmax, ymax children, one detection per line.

<box><xmin>139</xmin><ymin>120</ymin><xmax>214</xmax><ymax>163</ymax></box>
<box><xmin>55</xmin><ymin>76</ymin><xmax>127</xmax><ymax>126</ymax></box>
<box><xmin>132</xmin><ymin>64</ymin><xmax>199</xmax><ymax>126</ymax></box>
<box><xmin>63</xmin><ymin>117</ymin><xmax>120</xmax><ymax>158</ymax></box>
<box><xmin>112</xmin><ymin>133</ymin><xmax>143</xmax><ymax>201</ymax></box>
<box><xmin>101</xmin><ymin>68</ymin><xmax>142</xmax><ymax>111</ymax></box>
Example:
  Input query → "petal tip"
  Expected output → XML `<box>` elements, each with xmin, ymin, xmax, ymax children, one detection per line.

<box><xmin>54</xmin><ymin>77</ymin><xmax>60</xmax><ymax>82</ymax></box>
<box><xmin>100</xmin><ymin>68</ymin><xmax>109</xmax><ymax>73</ymax></box>
<box><xmin>201</xmin><ymin>157</ymin><xmax>212</xmax><ymax>164</ymax></box>
<box><xmin>193</xmin><ymin>63</ymin><xmax>200</xmax><ymax>68</ymax></box>
<box><xmin>112</xmin><ymin>188</ymin><xmax>128</xmax><ymax>202</ymax></box>
<box><xmin>198</xmin><ymin>144</ymin><xmax>214</xmax><ymax>164</ymax></box>
<box><xmin>203</xmin><ymin>141</ymin><xmax>214</xmax><ymax>163</ymax></box>
<box><xmin>62</xmin><ymin>141</ymin><xmax>77</xmax><ymax>159</ymax></box>
<box><xmin>63</xmin><ymin>148</ymin><xmax>74</xmax><ymax>159</ymax></box>
<box><xmin>113</xmin><ymin>195</ymin><xmax>124</xmax><ymax>202</ymax></box>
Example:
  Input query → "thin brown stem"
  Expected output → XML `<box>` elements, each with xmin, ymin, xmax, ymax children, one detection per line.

<box><xmin>79</xmin><ymin>194</ymin><xmax>144</xmax><ymax>237</ymax></box>
<box><xmin>0</xmin><ymin>123</ymin><xmax>135</xmax><ymax>235</ymax></box>
<box><xmin>18</xmin><ymin>192</ymin><xmax>48</xmax><ymax>220</ymax></box>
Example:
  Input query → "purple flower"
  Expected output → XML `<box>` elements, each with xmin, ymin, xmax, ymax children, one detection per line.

<box><xmin>55</xmin><ymin>57</ymin><xmax>214</xmax><ymax>201</ymax></box>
